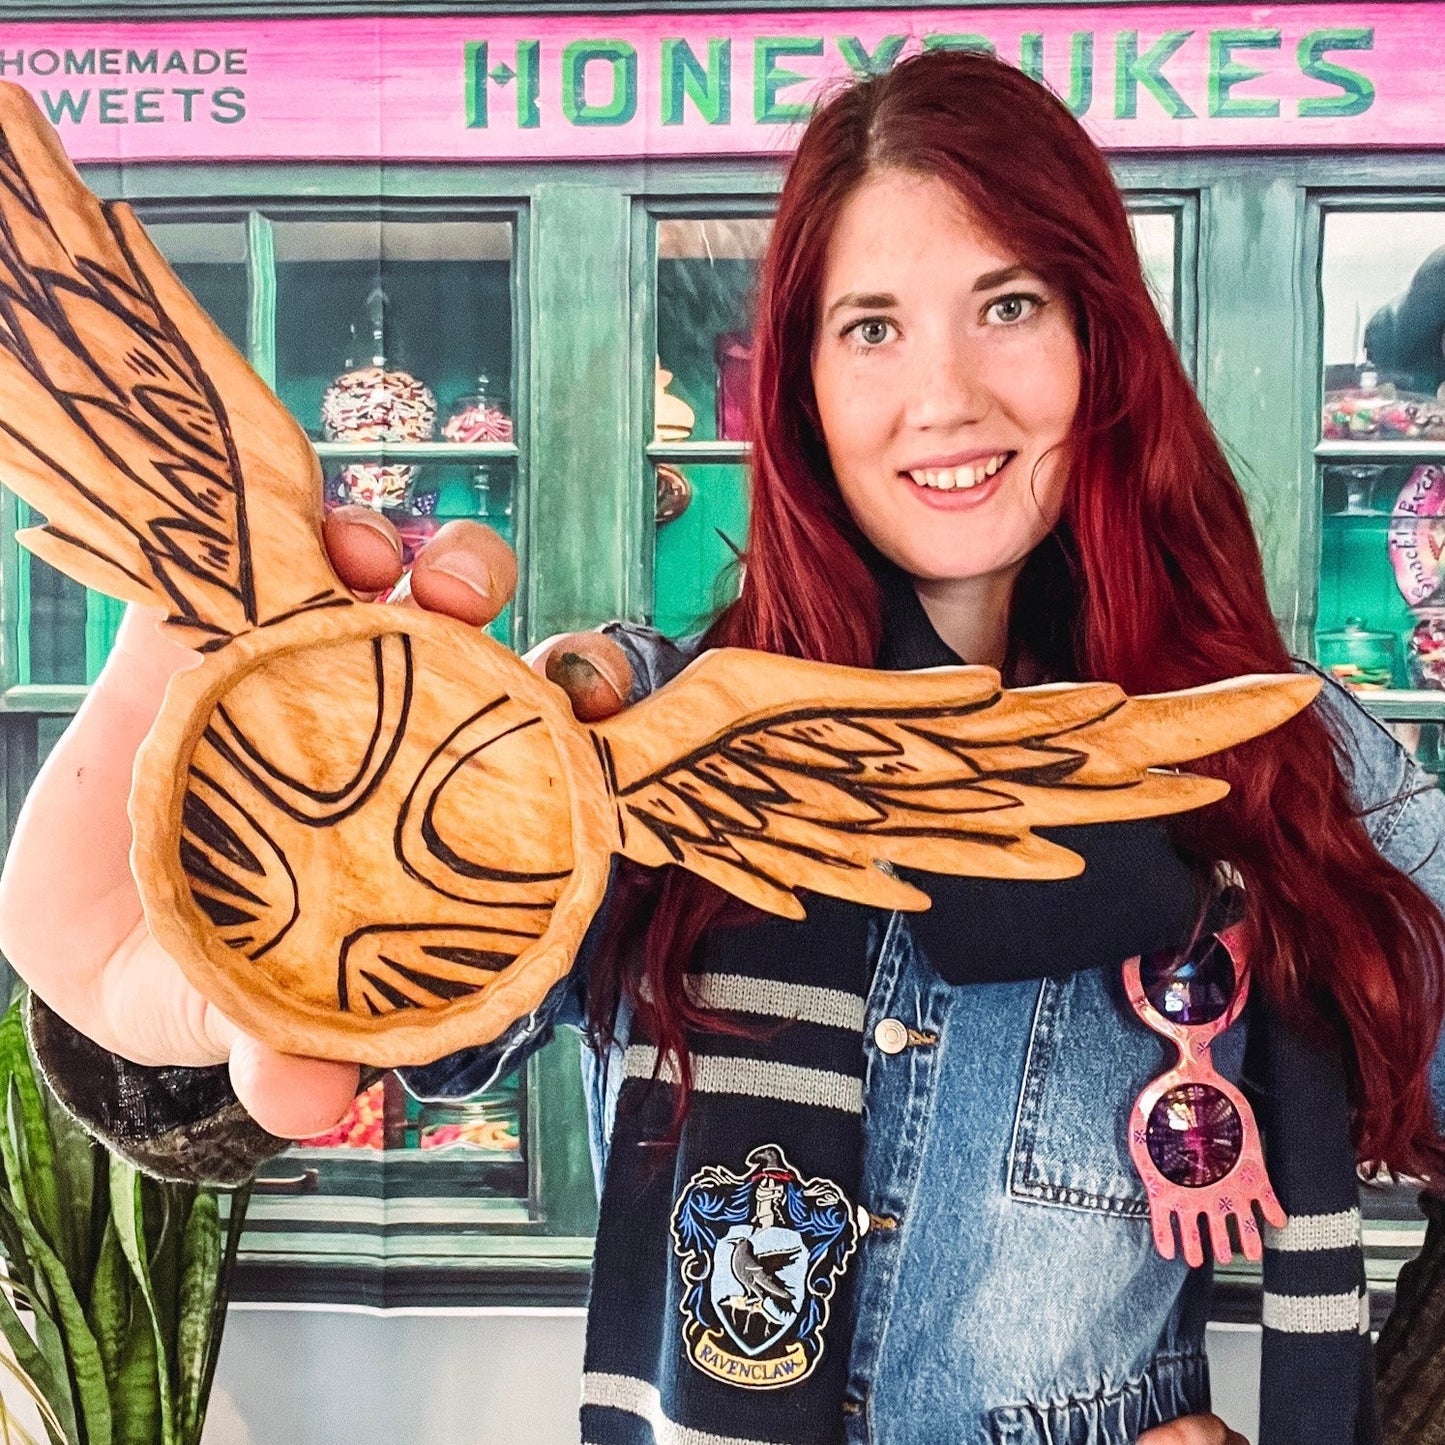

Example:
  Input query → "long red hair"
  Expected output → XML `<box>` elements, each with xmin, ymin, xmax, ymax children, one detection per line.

<box><xmin>591</xmin><ymin>49</ymin><xmax>1445</xmax><ymax>1179</ymax></box>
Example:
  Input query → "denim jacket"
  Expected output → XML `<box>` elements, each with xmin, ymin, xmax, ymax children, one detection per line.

<box><xmin>397</xmin><ymin>617</ymin><xmax>1445</xmax><ymax>1444</ymax></box>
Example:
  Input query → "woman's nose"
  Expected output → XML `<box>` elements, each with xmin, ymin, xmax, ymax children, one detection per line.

<box><xmin>902</xmin><ymin>334</ymin><xmax>990</xmax><ymax>431</ymax></box>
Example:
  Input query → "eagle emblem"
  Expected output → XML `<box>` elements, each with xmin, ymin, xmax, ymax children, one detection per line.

<box><xmin>670</xmin><ymin>1145</ymin><xmax>859</xmax><ymax>1389</ymax></box>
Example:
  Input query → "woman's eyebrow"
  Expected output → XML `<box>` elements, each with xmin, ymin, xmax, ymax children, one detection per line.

<box><xmin>972</xmin><ymin>264</ymin><xmax>1032</xmax><ymax>292</ymax></box>
<box><xmin>822</xmin><ymin>290</ymin><xmax>896</xmax><ymax>322</ymax></box>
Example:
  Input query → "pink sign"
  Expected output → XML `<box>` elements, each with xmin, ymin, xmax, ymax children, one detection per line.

<box><xmin>0</xmin><ymin>6</ymin><xmax>1438</xmax><ymax>162</ymax></box>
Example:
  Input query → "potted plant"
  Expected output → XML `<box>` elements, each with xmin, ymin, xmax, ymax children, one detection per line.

<box><xmin>0</xmin><ymin>995</ymin><xmax>250</xmax><ymax>1444</ymax></box>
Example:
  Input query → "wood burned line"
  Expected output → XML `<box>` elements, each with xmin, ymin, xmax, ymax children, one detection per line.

<box><xmin>589</xmin><ymin>729</ymin><xmax>628</xmax><ymax>852</ymax></box>
<box><xmin>202</xmin><ymin>634</ymin><xmax>414</xmax><ymax>827</ymax></box>
<box><xmin>337</xmin><ymin>923</ymin><xmax>537</xmax><ymax>1012</ymax></box>
<box><xmin>0</xmin><ymin>412</ymin><xmax>243</xmax><ymax>638</ymax></box>
<box><xmin>393</xmin><ymin>697</ymin><xmax>572</xmax><ymax>900</ymax></box>
<box><xmin>180</xmin><ymin>773</ymin><xmax>300</xmax><ymax>960</ymax></box>
<box><xmin>417</xmin><ymin>714</ymin><xmax>572</xmax><ymax>883</ymax></box>
<box><xmin>617</xmin><ymin>696</ymin><xmax>1136</xmax><ymax>798</ymax></box>
<box><xmin>110</xmin><ymin>202</ymin><xmax>260</xmax><ymax>625</ymax></box>
<box><xmin>0</xmin><ymin>135</ymin><xmax>45</xmax><ymax>221</ymax></box>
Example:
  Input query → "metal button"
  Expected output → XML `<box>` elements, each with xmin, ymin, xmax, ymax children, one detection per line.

<box><xmin>873</xmin><ymin>1017</ymin><xmax>908</xmax><ymax>1054</ymax></box>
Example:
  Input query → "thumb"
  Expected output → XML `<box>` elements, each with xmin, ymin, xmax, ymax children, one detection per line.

<box><xmin>530</xmin><ymin>632</ymin><xmax>633</xmax><ymax>722</ymax></box>
<box><xmin>228</xmin><ymin>1034</ymin><xmax>362</xmax><ymax>1139</ymax></box>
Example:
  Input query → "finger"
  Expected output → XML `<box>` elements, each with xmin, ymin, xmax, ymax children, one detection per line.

<box><xmin>1207</xmin><ymin>1208</ymin><xmax>1233</xmax><ymax>1265</ymax></box>
<box><xmin>228</xmin><ymin>1034</ymin><xmax>362</xmax><ymax>1138</ymax></box>
<box><xmin>1138</xmin><ymin>1415</ymin><xmax>1238</xmax><ymax>1445</ymax></box>
<box><xmin>409</xmin><ymin>519</ymin><xmax>517</xmax><ymax>627</ymax></box>
<box><xmin>533</xmin><ymin>632</ymin><xmax>633</xmax><ymax>722</ymax></box>
<box><xmin>1238</xmin><ymin>1210</ymin><xmax>1264</xmax><ymax>1262</ymax></box>
<box><xmin>1180</xmin><ymin>1212</ymin><xmax>1206</xmax><ymax>1269</ymax></box>
<box><xmin>323</xmin><ymin>506</ymin><xmax>405</xmax><ymax>597</ymax></box>
<box><xmin>1259</xmin><ymin>1192</ymin><xmax>1288</xmax><ymax>1231</ymax></box>
<box><xmin>1151</xmin><ymin>1205</ymin><xmax>1177</xmax><ymax>1260</ymax></box>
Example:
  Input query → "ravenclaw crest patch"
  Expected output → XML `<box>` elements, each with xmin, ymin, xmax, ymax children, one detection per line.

<box><xmin>670</xmin><ymin>1144</ymin><xmax>859</xmax><ymax>1390</ymax></box>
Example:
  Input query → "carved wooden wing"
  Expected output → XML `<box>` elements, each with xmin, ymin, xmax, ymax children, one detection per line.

<box><xmin>0</xmin><ymin>82</ymin><xmax>348</xmax><ymax>650</ymax></box>
<box><xmin>597</xmin><ymin>649</ymin><xmax>1320</xmax><ymax>918</ymax></box>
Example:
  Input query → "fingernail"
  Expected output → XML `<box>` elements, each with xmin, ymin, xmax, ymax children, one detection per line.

<box><xmin>347</xmin><ymin>509</ymin><xmax>404</xmax><ymax>560</ymax></box>
<box><xmin>425</xmin><ymin>552</ymin><xmax>496</xmax><ymax>601</ymax></box>
<box><xmin>547</xmin><ymin>651</ymin><xmax>600</xmax><ymax>689</ymax></box>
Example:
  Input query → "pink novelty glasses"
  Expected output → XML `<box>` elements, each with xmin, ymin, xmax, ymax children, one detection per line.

<box><xmin>1124</xmin><ymin>916</ymin><xmax>1285</xmax><ymax>1267</ymax></box>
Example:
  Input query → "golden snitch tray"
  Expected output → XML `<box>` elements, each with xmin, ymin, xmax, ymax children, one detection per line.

<box><xmin>0</xmin><ymin>84</ymin><xmax>1321</xmax><ymax>1065</ymax></box>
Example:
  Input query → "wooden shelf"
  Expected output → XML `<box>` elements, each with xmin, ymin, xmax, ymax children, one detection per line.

<box><xmin>311</xmin><ymin>442</ymin><xmax>518</xmax><ymax>463</ymax></box>
<box><xmin>1316</xmin><ymin>441</ymin><xmax>1445</xmax><ymax>463</ymax></box>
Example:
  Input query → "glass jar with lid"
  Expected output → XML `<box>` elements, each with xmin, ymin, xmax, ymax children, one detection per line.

<box><xmin>1316</xmin><ymin>616</ymin><xmax>1400</xmax><ymax>692</ymax></box>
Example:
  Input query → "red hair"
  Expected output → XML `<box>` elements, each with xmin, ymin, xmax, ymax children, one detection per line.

<box><xmin>591</xmin><ymin>49</ymin><xmax>1445</xmax><ymax>1179</ymax></box>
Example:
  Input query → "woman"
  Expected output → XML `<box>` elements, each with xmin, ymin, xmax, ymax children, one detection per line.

<box><xmin>3</xmin><ymin>48</ymin><xmax>1444</xmax><ymax>1445</ymax></box>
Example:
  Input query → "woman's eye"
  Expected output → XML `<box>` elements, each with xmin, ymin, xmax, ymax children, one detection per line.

<box><xmin>986</xmin><ymin>293</ymin><xmax>1043</xmax><ymax>326</ymax></box>
<box><xmin>847</xmin><ymin>318</ymin><xmax>894</xmax><ymax>348</ymax></box>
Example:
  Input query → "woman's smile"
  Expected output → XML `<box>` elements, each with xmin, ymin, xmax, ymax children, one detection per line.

<box><xmin>901</xmin><ymin>449</ymin><xmax>1018</xmax><ymax>503</ymax></box>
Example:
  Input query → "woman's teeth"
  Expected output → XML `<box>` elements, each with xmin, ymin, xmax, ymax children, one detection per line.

<box><xmin>907</xmin><ymin>452</ymin><xmax>1012</xmax><ymax>491</ymax></box>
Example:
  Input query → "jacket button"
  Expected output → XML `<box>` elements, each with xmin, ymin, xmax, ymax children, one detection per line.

<box><xmin>873</xmin><ymin>1018</ymin><xmax>908</xmax><ymax>1054</ymax></box>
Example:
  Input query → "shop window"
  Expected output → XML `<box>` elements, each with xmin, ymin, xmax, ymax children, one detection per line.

<box><xmin>1316</xmin><ymin>207</ymin><xmax>1445</xmax><ymax>770</ymax></box>
<box><xmin>0</xmin><ymin>195</ymin><xmax>599</xmax><ymax>1305</ymax></box>
<box><xmin>650</xmin><ymin>216</ymin><xmax>769</xmax><ymax>639</ymax></box>
<box><xmin>274</xmin><ymin>217</ymin><xmax>520</xmax><ymax>645</ymax></box>
<box><xmin>1130</xmin><ymin>209</ymin><xmax>1178</xmax><ymax>339</ymax></box>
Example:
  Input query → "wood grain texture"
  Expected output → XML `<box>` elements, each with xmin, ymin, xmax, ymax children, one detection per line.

<box><xmin>0</xmin><ymin>82</ymin><xmax>1324</xmax><ymax>1064</ymax></box>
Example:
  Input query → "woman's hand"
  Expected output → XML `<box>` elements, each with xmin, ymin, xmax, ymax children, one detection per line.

<box><xmin>0</xmin><ymin>507</ymin><xmax>629</xmax><ymax>1139</ymax></box>
<box><xmin>1139</xmin><ymin>1415</ymin><xmax>1249</xmax><ymax>1445</ymax></box>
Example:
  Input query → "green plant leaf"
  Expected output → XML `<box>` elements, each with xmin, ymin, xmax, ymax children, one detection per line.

<box><xmin>41</xmin><ymin>1080</ymin><xmax>97</xmax><ymax>1293</ymax></box>
<box><xmin>108</xmin><ymin>1300</ymin><xmax>162</xmax><ymax>1445</ymax></box>
<box><xmin>174</xmin><ymin>1193</ymin><xmax>219</xmax><ymax>1445</ymax></box>
<box><xmin>0</xmin><ymin>1277</ymin><xmax>76</xmax><ymax>1445</ymax></box>
<box><xmin>86</xmin><ymin>1219</ymin><xmax>130</xmax><ymax>1399</ymax></box>
<box><xmin>108</xmin><ymin>1160</ymin><xmax>173</xmax><ymax>1445</ymax></box>
<box><xmin>0</xmin><ymin>1008</ymin><xmax>67</xmax><ymax>1280</ymax></box>
<box><xmin>0</xmin><ymin>1341</ymin><xmax>71</xmax><ymax>1445</ymax></box>
<box><xmin>0</xmin><ymin>1190</ymin><xmax>110</xmax><ymax>1445</ymax></box>
<box><xmin>186</xmin><ymin>1184</ymin><xmax>249</xmax><ymax>1445</ymax></box>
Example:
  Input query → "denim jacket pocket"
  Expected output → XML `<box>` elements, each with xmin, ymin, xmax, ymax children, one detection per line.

<box><xmin>1007</xmin><ymin>964</ymin><xmax>1247</xmax><ymax>1217</ymax></box>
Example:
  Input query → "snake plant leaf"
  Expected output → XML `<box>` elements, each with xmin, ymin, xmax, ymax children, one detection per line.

<box><xmin>0</xmin><ymin>1008</ymin><xmax>67</xmax><ymax>1280</ymax></box>
<box><xmin>41</xmin><ymin>1076</ymin><xmax>98</xmax><ymax>1293</ymax></box>
<box><xmin>108</xmin><ymin>1297</ymin><xmax>162</xmax><ymax>1445</ymax></box>
<box><xmin>142</xmin><ymin>1179</ymin><xmax>194</xmax><ymax>1368</ymax></box>
<box><xmin>0</xmin><ymin>1348</ymin><xmax>67</xmax><ymax>1445</ymax></box>
<box><xmin>0</xmin><ymin>1245</ymin><xmax>74</xmax><ymax>1445</ymax></box>
<box><xmin>86</xmin><ymin>1218</ymin><xmax>130</xmax><ymax>1398</ymax></box>
<box><xmin>0</xmin><ymin>1274</ymin><xmax>75</xmax><ymax>1445</ymax></box>
<box><xmin>175</xmin><ymin>1192</ymin><xmax>219</xmax><ymax>1445</ymax></box>
<box><xmin>108</xmin><ymin>1159</ymin><xmax>175</xmax><ymax>1445</ymax></box>
<box><xmin>185</xmin><ymin>1183</ymin><xmax>250</xmax><ymax>1445</ymax></box>
<box><xmin>0</xmin><ymin>1186</ymin><xmax>111</xmax><ymax>1445</ymax></box>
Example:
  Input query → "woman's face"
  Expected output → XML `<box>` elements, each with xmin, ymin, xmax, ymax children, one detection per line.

<box><xmin>810</xmin><ymin>168</ymin><xmax>1082</xmax><ymax>588</ymax></box>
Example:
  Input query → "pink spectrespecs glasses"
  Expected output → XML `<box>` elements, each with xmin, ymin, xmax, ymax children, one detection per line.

<box><xmin>1123</xmin><ymin>911</ymin><xmax>1286</xmax><ymax>1267</ymax></box>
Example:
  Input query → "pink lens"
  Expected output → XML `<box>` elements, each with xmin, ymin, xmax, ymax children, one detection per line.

<box><xmin>1144</xmin><ymin>1083</ymin><xmax>1244</xmax><ymax>1187</ymax></box>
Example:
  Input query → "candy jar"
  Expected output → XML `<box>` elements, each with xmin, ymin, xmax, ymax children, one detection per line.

<box><xmin>1316</xmin><ymin>617</ymin><xmax>1399</xmax><ymax>692</ymax></box>
<box><xmin>443</xmin><ymin>374</ymin><xmax>513</xmax><ymax>518</ymax></box>
<box><xmin>320</xmin><ymin>286</ymin><xmax>437</xmax><ymax>511</ymax></box>
<box><xmin>1408</xmin><ymin>608</ymin><xmax>1445</xmax><ymax>689</ymax></box>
